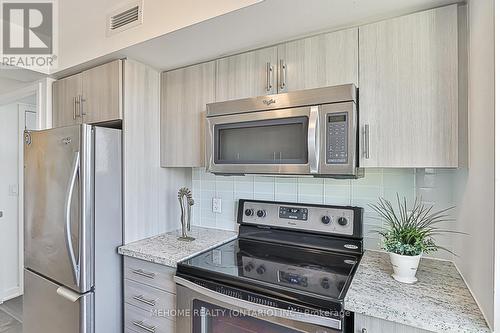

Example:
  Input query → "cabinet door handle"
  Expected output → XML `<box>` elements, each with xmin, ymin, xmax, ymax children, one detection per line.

<box><xmin>131</xmin><ymin>269</ymin><xmax>156</xmax><ymax>279</ymax></box>
<box><xmin>266</xmin><ymin>62</ymin><xmax>274</xmax><ymax>92</ymax></box>
<box><xmin>132</xmin><ymin>320</ymin><xmax>156</xmax><ymax>333</ymax></box>
<box><xmin>363</xmin><ymin>124</ymin><xmax>370</xmax><ymax>159</ymax></box>
<box><xmin>79</xmin><ymin>95</ymin><xmax>86</xmax><ymax>116</ymax></box>
<box><xmin>133</xmin><ymin>295</ymin><xmax>156</xmax><ymax>307</ymax></box>
<box><xmin>75</xmin><ymin>96</ymin><xmax>82</xmax><ymax>118</ymax></box>
<box><xmin>361</xmin><ymin>329</ymin><xmax>367</xmax><ymax>333</ymax></box>
<box><xmin>73</xmin><ymin>97</ymin><xmax>77</xmax><ymax>119</ymax></box>
<box><xmin>279</xmin><ymin>59</ymin><xmax>286</xmax><ymax>91</ymax></box>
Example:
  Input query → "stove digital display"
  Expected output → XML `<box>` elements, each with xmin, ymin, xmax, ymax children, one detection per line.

<box><xmin>278</xmin><ymin>271</ymin><xmax>308</xmax><ymax>287</ymax></box>
<box><xmin>279</xmin><ymin>206</ymin><xmax>308</xmax><ymax>221</ymax></box>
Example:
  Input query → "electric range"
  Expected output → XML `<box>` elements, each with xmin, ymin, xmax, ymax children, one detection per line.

<box><xmin>175</xmin><ymin>199</ymin><xmax>363</xmax><ymax>333</ymax></box>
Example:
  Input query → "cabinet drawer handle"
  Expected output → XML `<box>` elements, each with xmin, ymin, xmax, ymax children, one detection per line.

<box><xmin>132</xmin><ymin>320</ymin><xmax>156</xmax><ymax>333</ymax></box>
<box><xmin>133</xmin><ymin>295</ymin><xmax>156</xmax><ymax>307</ymax></box>
<box><xmin>131</xmin><ymin>269</ymin><xmax>156</xmax><ymax>279</ymax></box>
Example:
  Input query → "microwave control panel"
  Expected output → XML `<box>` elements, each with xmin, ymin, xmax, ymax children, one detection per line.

<box><xmin>326</xmin><ymin>112</ymin><xmax>348</xmax><ymax>164</ymax></box>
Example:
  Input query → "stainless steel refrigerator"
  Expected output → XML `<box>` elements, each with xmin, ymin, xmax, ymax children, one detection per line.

<box><xmin>23</xmin><ymin>124</ymin><xmax>123</xmax><ymax>333</ymax></box>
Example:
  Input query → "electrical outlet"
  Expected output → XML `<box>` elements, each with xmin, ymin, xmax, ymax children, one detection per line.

<box><xmin>212</xmin><ymin>197</ymin><xmax>222</xmax><ymax>214</ymax></box>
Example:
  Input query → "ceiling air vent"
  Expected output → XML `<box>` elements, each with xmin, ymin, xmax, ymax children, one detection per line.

<box><xmin>107</xmin><ymin>1</ymin><xmax>143</xmax><ymax>36</ymax></box>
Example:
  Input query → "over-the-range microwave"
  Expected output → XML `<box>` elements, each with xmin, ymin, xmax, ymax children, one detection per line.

<box><xmin>205</xmin><ymin>84</ymin><xmax>364</xmax><ymax>178</ymax></box>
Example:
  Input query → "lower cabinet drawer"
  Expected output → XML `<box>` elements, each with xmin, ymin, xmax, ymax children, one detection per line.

<box><xmin>125</xmin><ymin>303</ymin><xmax>175</xmax><ymax>333</ymax></box>
<box><xmin>124</xmin><ymin>257</ymin><xmax>176</xmax><ymax>293</ymax></box>
<box><xmin>355</xmin><ymin>313</ymin><xmax>431</xmax><ymax>333</ymax></box>
<box><xmin>125</xmin><ymin>278</ymin><xmax>176</xmax><ymax>313</ymax></box>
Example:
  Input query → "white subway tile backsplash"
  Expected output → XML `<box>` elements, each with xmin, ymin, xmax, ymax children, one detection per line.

<box><xmin>191</xmin><ymin>168</ymin><xmax>458</xmax><ymax>258</ymax></box>
<box><xmin>254</xmin><ymin>192</ymin><xmax>274</xmax><ymax>201</ymax></box>
<box><xmin>324</xmin><ymin>196</ymin><xmax>351</xmax><ymax>206</ymax></box>
<box><xmin>234</xmin><ymin>180</ymin><xmax>254</xmax><ymax>193</ymax></box>
<box><xmin>275</xmin><ymin>192</ymin><xmax>298</xmax><ymax>202</ymax></box>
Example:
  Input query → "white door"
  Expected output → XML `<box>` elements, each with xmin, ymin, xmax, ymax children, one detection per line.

<box><xmin>0</xmin><ymin>102</ymin><xmax>36</xmax><ymax>302</ymax></box>
<box><xmin>0</xmin><ymin>103</ymin><xmax>21</xmax><ymax>301</ymax></box>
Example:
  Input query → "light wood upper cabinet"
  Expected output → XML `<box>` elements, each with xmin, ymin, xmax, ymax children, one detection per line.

<box><xmin>277</xmin><ymin>28</ymin><xmax>359</xmax><ymax>92</ymax></box>
<box><xmin>81</xmin><ymin>60</ymin><xmax>123</xmax><ymax>124</ymax></box>
<box><xmin>161</xmin><ymin>61</ymin><xmax>216</xmax><ymax>167</ymax></box>
<box><xmin>53</xmin><ymin>73</ymin><xmax>82</xmax><ymax>127</ymax></box>
<box><xmin>359</xmin><ymin>5</ymin><xmax>458</xmax><ymax>168</ymax></box>
<box><xmin>52</xmin><ymin>59</ymin><xmax>123</xmax><ymax>127</ymax></box>
<box><xmin>216</xmin><ymin>46</ymin><xmax>278</xmax><ymax>101</ymax></box>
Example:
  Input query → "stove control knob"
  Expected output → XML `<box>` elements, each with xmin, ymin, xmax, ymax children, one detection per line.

<box><xmin>256</xmin><ymin>265</ymin><xmax>266</xmax><ymax>275</ymax></box>
<box><xmin>256</xmin><ymin>209</ymin><xmax>266</xmax><ymax>218</ymax></box>
<box><xmin>321</xmin><ymin>278</ymin><xmax>330</xmax><ymax>289</ymax></box>
<box><xmin>321</xmin><ymin>216</ymin><xmax>331</xmax><ymax>225</ymax></box>
<box><xmin>244</xmin><ymin>262</ymin><xmax>254</xmax><ymax>272</ymax></box>
<box><xmin>337</xmin><ymin>217</ymin><xmax>348</xmax><ymax>226</ymax></box>
<box><xmin>244</xmin><ymin>209</ymin><xmax>254</xmax><ymax>217</ymax></box>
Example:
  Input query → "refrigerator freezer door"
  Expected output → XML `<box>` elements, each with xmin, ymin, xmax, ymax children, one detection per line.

<box><xmin>24</xmin><ymin>269</ymin><xmax>94</xmax><ymax>333</ymax></box>
<box><xmin>24</xmin><ymin>125</ymin><xmax>94</xmax><ymax>293</ymax></box>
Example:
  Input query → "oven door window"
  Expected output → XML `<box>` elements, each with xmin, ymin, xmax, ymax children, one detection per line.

<box><xmin>214</xmin><ymin>117</ymin><xmax>308</xmax><ymax>164</ymax></box>
<box><xmin>192</xmin><ymin>300</ymin><xmax>302</xmax><ymax>333</ymax></box>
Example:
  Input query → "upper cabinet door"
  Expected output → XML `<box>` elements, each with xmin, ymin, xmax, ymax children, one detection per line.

<box><xmin>81</xmin><ymin>60</ymin><xmax>123</xmax><ymax>124</ymax></box>
<box><xmin>216</xmin><ymin>46</ymin><xmax>278</xmax><ymax>101</ymax></box>
<box><xmin>160</xmin><ymin>61</ymin><xmax>216</xmax><ymax>167</ymax></box>
<box><xmin>52</xmin><ymin>73</ymin><xmax>82</xmax><ymax>128</ymax></box>
<box><xmin>359</xmin><ymin>5</ymin><xmax>458</xmax><ymax>168</ymax></box>
<box><xmin>277</xmin><ymin>28</ymin><xmax>359</xmax><ymax>92</ymax></box>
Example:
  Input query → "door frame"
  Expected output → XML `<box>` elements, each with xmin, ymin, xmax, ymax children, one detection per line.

<box><xmin>0</xmin><ymin>85</ymin><xmax>39</xmax><ymax>301</ymax></box>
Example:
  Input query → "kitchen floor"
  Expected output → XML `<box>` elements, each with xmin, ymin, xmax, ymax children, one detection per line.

<box><xmin>0</xmin><ymin>297</ymin><xmax>22</xmax><ymax>333</ymax></box>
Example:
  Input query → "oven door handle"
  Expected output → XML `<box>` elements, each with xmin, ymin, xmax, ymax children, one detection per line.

<box><xmin>308</xmin><ymin>106</ymin><xmax>320</xmax><ymax>174</ymax></box>
<box><xmin>174</xmin><ymin>276</ymin><xmax>341</xmax><ymax>330</ymax></box>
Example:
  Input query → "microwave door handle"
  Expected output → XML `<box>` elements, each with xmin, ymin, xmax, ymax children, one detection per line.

<box><xmin>174</xmin><ymin>276</ymin><xmax>341</xmax><ymax>330</ymax></box>
<box><xmin>308</xmin><ymin>106</ymin><xmax>320</xmax><ymax>173</ymax></box>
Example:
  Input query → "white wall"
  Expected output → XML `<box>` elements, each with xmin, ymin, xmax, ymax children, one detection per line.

<box><xmin>56</xmin><ymin>0</ymin><xmax>260</xmax><ymax>72</ymax></box>
<box><xmin>0</xmin><ymin>78</ymin><xmax>30</xmax><ymax>96</ymax></box>
<box><xmin>453</xmin><ymin>0</ymin><xmax>495</xmax><ymax>328</ymax></box>
<box><xmin>495</xmin><ymin>0</ymin><xmax>500</xmax><ymax>329</ymax></box>
<box><xmin>0</xmin><ymin>103</ymin><xmax>20</xmax><ymax>301</ymax></box>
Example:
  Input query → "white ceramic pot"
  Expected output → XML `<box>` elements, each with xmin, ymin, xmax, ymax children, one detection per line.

<box><xmin>389</xmin><ymin>252</ymin><xmax>422</xmax><ymax>284</ymax></box>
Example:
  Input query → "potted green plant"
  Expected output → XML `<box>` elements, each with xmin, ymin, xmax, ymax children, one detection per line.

<box><xmin>370</xmin><ymin>195</ymin><xmax>456</xmax><ymax>284</ymax></box>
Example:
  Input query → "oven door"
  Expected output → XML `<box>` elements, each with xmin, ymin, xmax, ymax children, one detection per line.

<box><xmin>206</xmin><ymin>106</ymin><xmax>320</xmax><ymax>175</ymax></box>
<box><xmin>175</xmin><ymin>276</ymin><xmax>342</xmax><ymax>333</ymax></box>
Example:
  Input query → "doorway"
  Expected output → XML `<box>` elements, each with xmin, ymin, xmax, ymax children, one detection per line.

<box><xmin>0</xmin><ymin>93</ymin><xmax>37</xmax><ymax>332</ymax></box>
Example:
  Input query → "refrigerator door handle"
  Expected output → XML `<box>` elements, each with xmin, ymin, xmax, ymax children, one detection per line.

<box><xmin>65</xmin><ymin>151</ymin><xmax>80</xmax><ymax>286</ymax></box>
<box><xmin>56</xmin><ymin>286</ymin><xmax>83</xmax><ymax>302</ymax></box>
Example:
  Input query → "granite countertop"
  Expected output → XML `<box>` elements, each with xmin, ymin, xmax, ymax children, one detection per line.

<box><xmin>118</xmin><ymin>226</ymin><xmax>237</xmax><ymax>267</ymax></box>
<box><xmin>345</xmin><ymin>250</ymin><xmax>491</xmax><ymax>333</ymax></box>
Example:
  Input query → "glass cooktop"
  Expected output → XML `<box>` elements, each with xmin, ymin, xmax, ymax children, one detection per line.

<box><xmin>177</xmin><ymin>238</ymin><xmax>360</xmax><ymax>302</ymax></box>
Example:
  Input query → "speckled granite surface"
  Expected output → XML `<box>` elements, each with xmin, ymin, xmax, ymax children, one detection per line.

<box><xmin>345</xmin><ymin>250</ymin><xmax>491</xmax><ymax>333</ymax></box>
<box><xmin>118</xmin><ymin>226</ymin><xmax>237</xmax><ymax>267</ymax></box>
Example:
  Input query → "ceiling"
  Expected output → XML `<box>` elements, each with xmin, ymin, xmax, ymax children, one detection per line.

<box><xmin>116</xmin><ymin>0</ymin><xmax>461</xmax><ymax>72</ymax></box>
<box><xmin>0</xmin><ymin>66</ymin><xmax>47</xmax><ymax>82</ymax></box>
